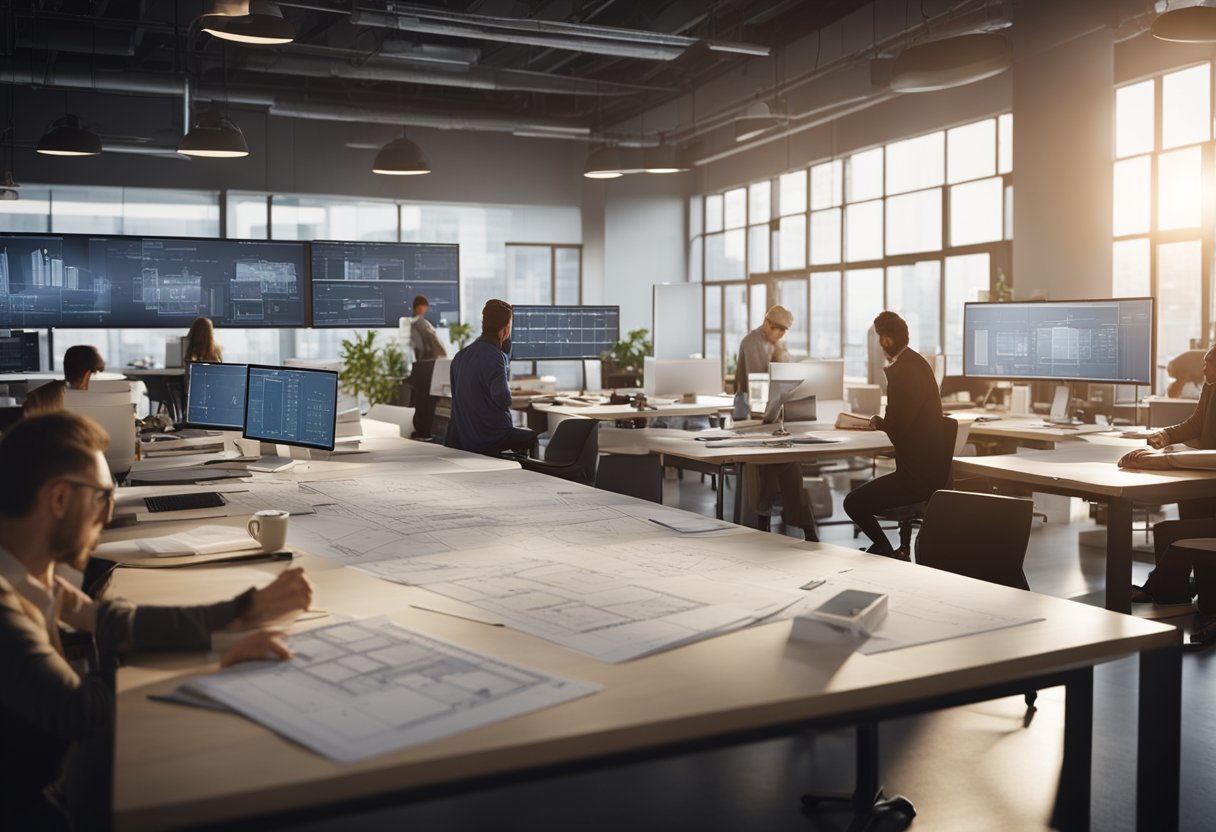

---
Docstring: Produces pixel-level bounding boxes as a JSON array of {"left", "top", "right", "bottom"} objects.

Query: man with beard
[{"left": 0, "top": 412, "right": 314, "bottom": 830}]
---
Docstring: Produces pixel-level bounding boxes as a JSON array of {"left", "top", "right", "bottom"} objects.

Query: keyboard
[{"left": 144, "top": 492, "right": 227, "bottom": 513}]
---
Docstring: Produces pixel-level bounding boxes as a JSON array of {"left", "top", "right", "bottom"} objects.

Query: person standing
[
  {"left": 733, "top": 304, "right": 818, "bottom": 540},
  {"left": 843, "top": 311, "right": 944, "bottom": 557},
  {"left": 446, "top": 299, "right": 536, "bottom": 456},
  {"left": 409, "top": 295, "right": 447, "bottom": 362}
]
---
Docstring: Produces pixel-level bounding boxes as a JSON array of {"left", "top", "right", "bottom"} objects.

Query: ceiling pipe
[{"left": 225, "top": 50, "right": 675, "bottom": 96}]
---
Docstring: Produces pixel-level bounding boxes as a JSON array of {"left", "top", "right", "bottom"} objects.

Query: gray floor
[{"left": 267, "top": 470, "right": 1212, "bottom": 832}]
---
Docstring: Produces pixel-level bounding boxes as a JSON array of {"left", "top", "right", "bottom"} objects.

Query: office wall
[{"left": 582, "top": 174, "right": 688, "bottom": 335}]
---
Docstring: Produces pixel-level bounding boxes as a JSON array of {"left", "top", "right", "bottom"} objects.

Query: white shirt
[{"left": 0, "top": 544, "right": 56, "bottom": 642}]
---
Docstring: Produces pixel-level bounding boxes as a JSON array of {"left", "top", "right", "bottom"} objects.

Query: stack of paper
[{"left": 94, "top": 525, "right": 259, "bottom": 564}]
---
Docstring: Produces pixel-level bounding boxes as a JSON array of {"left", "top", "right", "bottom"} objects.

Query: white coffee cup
[{"left": 247, "top": 510, "right": 289, "bottom": 553}]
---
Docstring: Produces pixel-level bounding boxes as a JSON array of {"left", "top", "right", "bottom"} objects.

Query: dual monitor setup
[
  {"left": 0, "top": 232, "right": 460, "bottom": 330},
  {"left": 185, "top": 362, "right": 339, "bottom": 452}
]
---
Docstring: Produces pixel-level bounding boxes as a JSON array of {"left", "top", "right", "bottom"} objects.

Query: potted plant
[
  {"left": 449, "top": 322, "right": 476, "bottom": 351},
  {"left": 339, "top": 331, "right": 407, "bottom": 411},
  {"left": 602, "top": 328, "right": 652, "bottom": 388}
]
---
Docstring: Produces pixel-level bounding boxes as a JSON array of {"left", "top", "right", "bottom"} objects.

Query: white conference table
[
  {"left": 954, "top": 442, "right": 1216, "bottom": 614},
  {"left": 532, "top": 395, "right": 735, "bottom": 422},
  {"left": 105, "top": 439, "right": 1181, "bottom": 832}
]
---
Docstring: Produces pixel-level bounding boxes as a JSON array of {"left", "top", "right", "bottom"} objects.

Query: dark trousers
[
  {"left": 744, "top": 462, "right": 818, "bottom": 541},
  {"left": 486, "top": 427, "right": 537, "bottom": 456},
  {"left": 844, "top": 471, "right": 930, "bottom": 554},
  {"left": 1144, "top": 518, "right": 1216, "bottom": 611}
]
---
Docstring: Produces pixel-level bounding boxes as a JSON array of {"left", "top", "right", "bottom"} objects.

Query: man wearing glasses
[
  {"left": 0, "top": 412, "right": 313, "bottom": 829},
  {"left": 731, "top": 305, "right": 818, "bottom": 541}
]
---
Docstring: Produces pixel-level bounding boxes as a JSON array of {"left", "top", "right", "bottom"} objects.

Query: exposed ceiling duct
[
  {"left": 343, "top": 5, "right": 770, "bottom": 61},
  {"left": 226, "top": 49, "right": 675, "bottom": 96}
]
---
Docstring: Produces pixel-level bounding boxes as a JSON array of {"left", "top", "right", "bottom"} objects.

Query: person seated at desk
[
  {"left": 1144, "top": 343, "right": 1216, "bottom": 519},
  {"left": 0, "top": 412, "right": 313, "bottom": 829},
  {"left": 1165, "top": 348, "right": 1206, "bottom": 399},
  {"left": 21, "top": 346, "right": 106, "bottom": 418},
  {"left": 446, "top": 299, "right": 536, "bottom": 456},
  {"left": 732, "top": 305, "right": 818, "bottom": 540},
  {"left": 1120, "top": 446, "right": 1216, "bottom": 642},
  {"left": 409, "top": 295, "right": 447, "bottom": 362},
  {"left": 184, "top": 316, "right": 223, "bottom": 364},
  {"left": 843, "top": 311, "right": 943, "bottom": 558}
]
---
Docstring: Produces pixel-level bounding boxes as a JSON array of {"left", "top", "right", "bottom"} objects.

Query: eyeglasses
[{"left": 60, "top": 478, "right": 117, "bottom": 508}]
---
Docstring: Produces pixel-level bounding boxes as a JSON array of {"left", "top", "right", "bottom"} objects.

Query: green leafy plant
[
  {"left": 449, "top": 322, "right": 476, "bottom": 351},
  {"left": 604, "top": 328, "right": 653, "bottom": 373},
  {"left": 339, "top": 331, "right": 407, "bottom": 408}
]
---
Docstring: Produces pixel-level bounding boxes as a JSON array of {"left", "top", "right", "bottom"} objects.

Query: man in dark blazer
[{"left": 843, "top": 311, "right": 945, "bottom": 557}]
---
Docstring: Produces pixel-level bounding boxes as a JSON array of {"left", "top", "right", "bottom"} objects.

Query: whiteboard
[{"left": 652, "top": 283, "right": 703, "bottom": 360}]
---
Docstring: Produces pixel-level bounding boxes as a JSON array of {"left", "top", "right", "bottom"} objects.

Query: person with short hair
[
  {"left": 446, "top": 299, "right": 536, "bottom": 455},
  {"left": 184, "top": 316, "right": 223, "bottom": 364},
  {"left": 409, "top": 294, "right": 447, "bottom": 362},
  {"left": 843, "top": 311, "right": 944, "bottom": 557},
  {"left": 62, "top": 345, "right": 105, "bottom": 391},
  {"left": 0, "top": 412, "right": 313, "bottom": 828},
  {"left": 732, "top": 304, "right": 818, "bottom": 540},
  {"left": 735, "top": 305, "right": 793, "bottom": 395}
]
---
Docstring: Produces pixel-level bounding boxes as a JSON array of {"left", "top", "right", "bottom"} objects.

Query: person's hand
[
  {"left": 220, "top": 630, "right": 291, "bottom": 668},
  {"left": 1147, "top": 431, "right": 1170, "bottom": 449},
  {"left": 241, "top": 567, "right": 313, "bottom": 626},
  {"left": 1119, "top": 448, "right": 1171, "bottom": 470}
]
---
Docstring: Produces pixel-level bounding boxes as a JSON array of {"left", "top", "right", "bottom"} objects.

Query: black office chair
[
  {"left": 877, "top": 416, "right": 959, "bottom": 552},
  {"left": 596, "top": 452, "right": 663, "bottom": 503},
  {"left": 409, "top": 359, "right": 438, "bottom": 440},
  {"left": 915, "top": 488, "right": 1039, "bottom": 715},
  {"left": 520, "top": 418, "right": 599, "bottom": 486}
]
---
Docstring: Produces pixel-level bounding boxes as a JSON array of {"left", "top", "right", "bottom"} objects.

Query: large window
[
  {"left": 1114, "top": 64, "right": 1215, "bottom": 389},
  {"left": 692, "top": 114, "right": 1010, "bottom": 379},
  {"left": 0, "top": 186, "right": 581, "bottom": 371}
]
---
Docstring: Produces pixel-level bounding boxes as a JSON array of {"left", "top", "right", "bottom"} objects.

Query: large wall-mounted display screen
[
  {"left": 0, "top": 233, "right": 308, "bottom": 328},
  {"left": 310, "top": 241, "right": 459, "bottom": 328}
]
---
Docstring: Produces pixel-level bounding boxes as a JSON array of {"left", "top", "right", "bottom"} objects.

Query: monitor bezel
[
  {"left": 961, "top": 296, "right": 1156, "bottom": 386},
  {"left": 509, "top": 304, "right": 621, "bottom": 361},
  {"left": 241, "top": 363, "right": 340, "bottom": 452},
  {"left": 183, "top": 361, "right": 249, "bottom": 431},
  {"left": 308, "top": 240, "right": 461, "bottom": 330},
  {"left": 0, "top": 231, "right": 310, "bottom": 329}
]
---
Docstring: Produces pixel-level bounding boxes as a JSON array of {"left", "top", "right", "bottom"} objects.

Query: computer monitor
[
  {"left": 0, "top": 330, "right": 40, "bottom": 372},
  {"left": 770, "top": 360, "right": 845, "bottom": 400},
  {"left": 510, "top": 305, "right": 620, "bottom": 361},
  {"left": 310, "top": 241, "right": 460, "bottom": 328},
  {"left": 962, "top": 298, "right": 1155, "bottom": 385},
  {"left": 643, "top": 357, "right": 723, "bottom": 397},
  {"left": 0, "top": 233, "right": 308, "bottom": 328},
  {"left": 185, "top": 362, "right": 248, "bottom": 430},
  {"left": 243, "top": 365, "right": 339, "bottom": 451}
]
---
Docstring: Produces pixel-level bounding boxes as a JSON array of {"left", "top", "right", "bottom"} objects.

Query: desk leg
[
  {"left": 1137, "top": 642, "right": 1182, "bottom": 832},
  {"left": 1051, "top": 668, "right": 1093, "bottom": 831},
  {"left": 1105, "top": 499, "right": 1133, "bottom": 614},
  {"left": 733, "top": 462, "right": 745, "bottom": 526},
  {"left": 715, "top": 463, "right": 725, "bottom": 521}
]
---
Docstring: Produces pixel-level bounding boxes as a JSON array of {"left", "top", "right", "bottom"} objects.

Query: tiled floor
[{"left": 275, "top": 471, "right": 1211, "bottom": 832}]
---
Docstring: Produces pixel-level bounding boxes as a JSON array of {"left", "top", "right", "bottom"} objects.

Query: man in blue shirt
[{"left": 446, "top": 299, "right": 537, "bottom": 455}]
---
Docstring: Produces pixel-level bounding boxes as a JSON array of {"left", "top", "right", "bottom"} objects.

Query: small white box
[{"left": 789, "top": 590, "right": 888, "bottom": 647}]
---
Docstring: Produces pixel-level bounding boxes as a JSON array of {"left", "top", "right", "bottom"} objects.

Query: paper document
[
  {"left": 94, "top": 525, "right": 259, "bottom": 561},
  {"left": 834, "top": 412, "right": 874, "bottom": 430},
  {"left": 645, "top": 512, "right": 737, "bottom": 535},
  {"left": 178, "top": 617, "right": 601, "bottom": 763}
]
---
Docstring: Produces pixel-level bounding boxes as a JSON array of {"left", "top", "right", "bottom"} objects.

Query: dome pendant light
[
  {"left": 37, "top": 115, "right": 102, "bottom": 156},
  {"left": 1151, "top": 2, "right": 1216, "bottom": 42},
  {"left": 643, "top": 141, "right": 688, "bottom": 174},
  {"left": 372, "top": 134, "right": 431, "bottom": 175},
  {"left": 202, "top": 0, "right": 295, "bottom": 45},
  {"left": 889, "top": 33, "right": 1012, "bottom": 93},
  {"left": 583, "top": 145, "right": 624, "bottom": 179},
  {"left": 178, "top": 105, "right": 249, "bottom": 158}
]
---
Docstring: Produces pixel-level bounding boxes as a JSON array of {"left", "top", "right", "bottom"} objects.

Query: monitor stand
[
  {"left": 1045, "top": 384, "right": 1080, "bottom": 426},
  {"left": 242, "top": 441, "right": 298, "bottom": 472}
]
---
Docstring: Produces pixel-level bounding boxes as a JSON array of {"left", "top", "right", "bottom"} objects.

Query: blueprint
[{"left": 180, "top": 617, "right": 601, "bottom": 763}]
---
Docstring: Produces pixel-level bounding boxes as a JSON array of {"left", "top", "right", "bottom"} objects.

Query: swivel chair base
[{"left": 799, "top": 723, "right": 916, "bottom": 832}]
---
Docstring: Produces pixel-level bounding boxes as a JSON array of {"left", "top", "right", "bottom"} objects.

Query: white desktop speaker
[{"left": 1010, "top": 385, "right": 1031, "bottom": 415}]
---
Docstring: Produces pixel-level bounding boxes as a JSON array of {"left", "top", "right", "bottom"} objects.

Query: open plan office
[{"left": 4, "top": 1, "right": 1216, "bottom": 830}]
